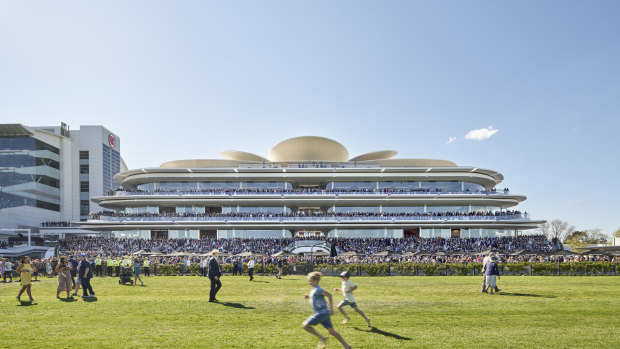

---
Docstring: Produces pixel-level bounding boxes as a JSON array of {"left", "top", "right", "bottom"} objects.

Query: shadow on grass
[
  {"left": 498, "top": 292, "right": 557, "bottom": 298},
  {"left": 59, "top": 297, "right": 78, "bottom": 302},
  {"left": 353, "top": 327, "right": 411, "bottom": 341},
  {"left": 219, "top": 302, "right": 255, "bottom": 310},
  {"left": 252, "top": 280, "right": 270, "bottom": 283},
  {"left": 16, "top": 301, "right": 38, "bottom": 306},
  {"left": 82, "top": 296, "right": 98, "bottom": 302}
]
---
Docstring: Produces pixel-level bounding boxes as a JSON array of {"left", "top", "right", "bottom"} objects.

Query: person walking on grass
[
  {"left": 484, "top": 256, "right": 501, "bottom": 294},
  {"left": 208, "top": 249, "right": 222, "bottom": 302},
  {"left": 4, "top": 258, "right": 13, "bottom": 283},
  {"left": 78, "top": 254, "right": 95, "bottom": 298},
  {"left": 133, "top": 258, "right": 144, "bottom": 286},
  {"left": 248, "top": 257, "right": 255, "bottom": 281},
  {"left": 16, "top": 256, "right": 36, "bottom": 302},
  {"left": 302, "top": 271, "right": 351, "bottom": 349},
  {"left": 55, "top": 256, "right": 73, "bottom": 299},
  {"left": 334, "top": 271, "right": 371, "bottom": 327}
]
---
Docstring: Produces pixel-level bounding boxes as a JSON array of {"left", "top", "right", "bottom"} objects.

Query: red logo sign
[{"left": 108, "top": 133, "right": 116, "bottom": 148}]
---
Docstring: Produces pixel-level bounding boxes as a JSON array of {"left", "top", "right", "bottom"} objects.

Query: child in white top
[{"left": 334, "top": 271, "right": 371, "bottom": 327}]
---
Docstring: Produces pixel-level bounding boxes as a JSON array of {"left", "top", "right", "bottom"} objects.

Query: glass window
[
  {"left": 80, "top": 181, "right": 89, "bottom": 192},
  {"left": 79, "top": 151, "right": 89, "bottom": 160},
  {"left": 80, "top": 164, "right": 89, "bottom": 174}
]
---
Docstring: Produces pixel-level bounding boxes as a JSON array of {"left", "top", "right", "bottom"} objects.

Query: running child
[
  {"left": 334, "top": 271, "right": 371, "bottom": 327},
  {"left": 302, "top": 271, "right": 351, "bottom": 349}
]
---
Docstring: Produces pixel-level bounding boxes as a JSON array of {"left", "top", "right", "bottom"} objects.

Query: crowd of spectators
[
  {"left": 0, "top": 240, "right": 21, "bottom": 249},
  {"left": 40, "top": 221, "right": 80, "bottom": 228},
  {"left": 90, "top": 210, "right": 523, "bottom": 220},
  {"left": 59, "top": 235, "right": 552, "bottom": 259},
  {"left": 107, "top": 187, "right": 510, "bottom": 196}
]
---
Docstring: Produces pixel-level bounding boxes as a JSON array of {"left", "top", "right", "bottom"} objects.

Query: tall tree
[
  {"left": 538, "top": 219, "right": 575, "bottom": 242},
  {"left": 614, "top": 228, "right": 620, "bottom": 239}
]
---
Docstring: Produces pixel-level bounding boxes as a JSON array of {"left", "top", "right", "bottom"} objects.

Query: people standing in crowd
[
  {"left": 45, "top": 258, "right": 53, "bottom": 278},
  {"left": 484, "top": 256, "right": 501, "bottom": 294},
  {"left": 276, "top": 258, "right": 283, "bottom": 279},
  {"left": 248, "top": 257, "right": 255, "bottom": 282},
  {"left": 16, "top": 256, "right": 36, "bottom": 302},
  {"left": 232, "top": 258, "right": 239, "bottom": 276},
  {"left": 185, "top": 258, "right": 191, "bottom": 276},
  {"left": 143, "top": 257, "right": 150, "bottom": 277},
  {"left": 0, "top": 259, "right": 5, "bottom": 282},
  {"left": 78, "top": 254, "right": 95, "bottom": 298},
  {"left": 208, "top": 250, "right": 222, "bottom": 302},
  {"left": 106, "top": 257, "right": 113, "bottom": 277},
  {"left": 1, "top": 258, "right": 11, "bottom": 283},
  {"left": 200, "top": 257, "right": 208, "bottom": 277},
  {"left": 334, "top": 271, "right": 371, "bottom": 327},
  {"left": 133, "top": 258, "right": 145, "bottom": 286},
  {"left": 69, "top": 255, "right": 78, "bottom": 290},
  {"left": 302, "top": 271, "right": 351, "bottom": 349},
  {"left": 55, "top": 256, "right": 73, "bottom": 299},
  {"left": 114, "top": 257, "right": 121, "bottom": 277},
  {"left": 95, "top": 256, "right": 103, "bottom": 277}
]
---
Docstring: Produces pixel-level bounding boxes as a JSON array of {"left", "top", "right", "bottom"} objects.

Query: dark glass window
[
  {"left": 80, "top": 164, "right": 89, "bottom": 174},
  {"left": 80, "top": 181, "right": 89, "bottom": 192},
  {"left": 80, "top": 200, "right": 90, "bottom": 216},
  {"left": 80, "top": 151, "right": 89, "bottom": 160}
]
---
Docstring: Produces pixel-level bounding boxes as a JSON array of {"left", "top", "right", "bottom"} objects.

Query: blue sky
[{"left": 1, "top": 1, "right": 618, "bottom": 236}]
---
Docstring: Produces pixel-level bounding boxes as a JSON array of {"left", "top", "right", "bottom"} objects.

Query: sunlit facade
[{"left": 82, "top": 136, "right": 543, "bottom": 239}]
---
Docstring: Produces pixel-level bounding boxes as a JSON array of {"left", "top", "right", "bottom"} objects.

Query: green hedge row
[
  {"left": 149, "top": 261, "right": 618, "bottom": 276},
  {"left": 312, "top": 262, "right": 619, "bottom": 276}
]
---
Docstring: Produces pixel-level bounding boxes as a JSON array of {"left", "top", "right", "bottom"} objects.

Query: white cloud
[
  {"left": 446, "top": 137, "right": 456, "bottom": 144},
  {"left": 465, "top": 126, "right": 498, "bottom": 141}
]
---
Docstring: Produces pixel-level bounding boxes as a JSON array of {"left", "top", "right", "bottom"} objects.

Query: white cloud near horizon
[
  {"left": 447, "top": 136, "right": 456, "bottom": 144},
  {"left": 465, "top": 126, "right": 498, "bottom": 141}
]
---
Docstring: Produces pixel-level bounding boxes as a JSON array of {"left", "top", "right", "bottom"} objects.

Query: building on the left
[{"left": 0, "top": 123, "right": 125, "bottom": 255}]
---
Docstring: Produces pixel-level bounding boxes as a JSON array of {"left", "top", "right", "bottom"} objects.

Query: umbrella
[
  {"left": 579, "top": 249, "right": 610, "bottom": 256},
  {"left": 339, "top": 250, "right": 362, "bottom": 256},
  {"left": 372, "top": 250, "right": 394, "bottom": 257},
  {"left": 412, "top": 251, "right": 432, "bottom": 256},
  {"left": 271, "top": 250, "right": 299, "bottom": 257},
  {"left": 304, "top": 251, "right": 329, "bottom": 257},
  {"left": 546, "top": 250, "right": 579, "bottom": 256},
  {"left": 234, "top": 251, "right": 266, "bottom": 257}
]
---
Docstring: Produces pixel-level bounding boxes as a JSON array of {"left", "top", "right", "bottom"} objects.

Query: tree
[
  {"left": 564, "top": 228, "right": 609, "bottom": 249},
  {"left": 614, "top": 228, "right": 620, "bottom": 239},
  {"left": 538, "top": 219, "right": 575, "bottom": 242}
]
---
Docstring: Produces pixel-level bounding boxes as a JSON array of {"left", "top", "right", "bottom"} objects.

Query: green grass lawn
[{"left": 1, "top": 274, "right": 619, "bottom": 348}]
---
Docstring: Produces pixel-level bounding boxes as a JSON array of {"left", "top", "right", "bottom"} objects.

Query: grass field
[{"left": 1, "top": 274, "right": 619, "bottom": 348}]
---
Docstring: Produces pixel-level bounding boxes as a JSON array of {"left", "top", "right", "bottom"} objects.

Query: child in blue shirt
[{"left": 303, "top": 272, "right": 351, "bottom": 349}]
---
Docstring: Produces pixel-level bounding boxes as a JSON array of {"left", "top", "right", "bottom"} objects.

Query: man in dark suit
[{"left": 208, "top": 249, "right": 222, "bottom": 302}]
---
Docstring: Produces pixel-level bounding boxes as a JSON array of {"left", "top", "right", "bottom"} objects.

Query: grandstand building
[
  {"left": 82, "top": 136, "right": 543, "bottom": 239},
  {"left": 0, "top": 123, "right": 125, "bottom": 230}
]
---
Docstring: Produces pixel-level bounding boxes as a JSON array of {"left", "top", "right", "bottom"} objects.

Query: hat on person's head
[
  {"left": 339, "top": 271, "right": 351, "bottom": 278},
  {"left": 491, "top": 256, "right": 498, "bottom": 261},
  {"left": 210, "top": 249, "right": 221, "bottom": 255}
]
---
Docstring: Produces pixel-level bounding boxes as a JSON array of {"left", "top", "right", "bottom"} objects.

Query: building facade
[
  {"left": 82, "top": 136, "right": 543, "bottom": 239},
  {"left": 0, "top": 123, "right": 124, "bottom": 232}
]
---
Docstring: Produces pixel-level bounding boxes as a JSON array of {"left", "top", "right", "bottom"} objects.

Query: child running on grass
[
  {"left": 334, "top": 271, "right": 371, "bottom": 327},
  {"left": 302, "top": 271, "right": 351, "bottom": 349}
]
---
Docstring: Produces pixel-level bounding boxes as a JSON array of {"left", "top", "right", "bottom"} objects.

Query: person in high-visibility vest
[
  {"left": 143, "top": 257, "right": 150, "bottom": 277},
  {"left": 95, "top": 256, "right": 102, "bottom": 277},
  {"left": 114, "top": 258, "right": 120, "bottom": 277},
  {"left": 106, "top": 257, "right": 113, "bottom": 277}
]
